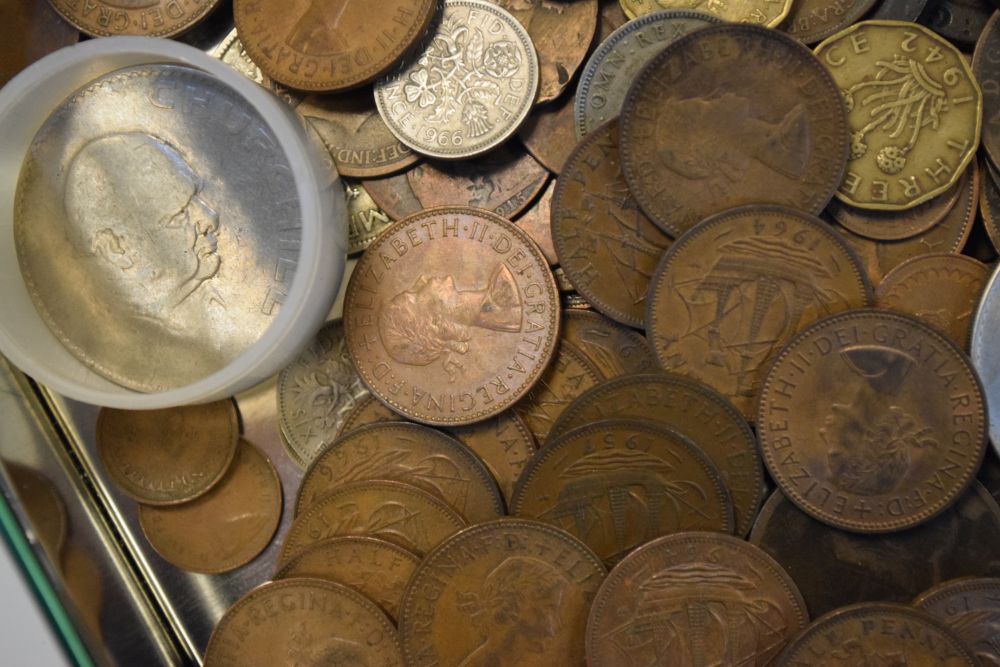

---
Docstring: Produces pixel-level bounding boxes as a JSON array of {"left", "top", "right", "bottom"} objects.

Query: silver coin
[
  {"left": 573, "top": 10, "right": 720, "bottom": 139},
  {"left": 374, "top": 0, "right": 539, "bottom": 160},
  {"left": 277, "top": 320, "right": 370, "bottom": 468},
  {"left": 971, "top": 264, "right": 1000, "bottom": 453},
  {"left": 15, "top": 64, "right": 302, "bottom": 392}
]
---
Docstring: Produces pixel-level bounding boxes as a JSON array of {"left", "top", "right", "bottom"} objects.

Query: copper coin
[
  {"left": 514, "top": 179, "right": 558, "bottom": 265},
  {"left": 234, "top": 0, "right": 437, "bottom": 92},
  {"left": 274, "top": 536, "right": 419, "bottom": 621},
  {"left": 598, "top": 0, "right": 629, "bottom": 38},
  {"left": 296, "top": 422, "right": 505, "bottom": 523},
  {"left": 277, "top": 320, "right": 369, "bottom": 469},
  {"left": 876, "top": 253, "right": 990, "bottom": 351},
  {"left": 360, "top": 169, "right": 423, "bottom": 221},
  {"left": 511, "top": 419, "right": 735, "bottom": 564},
  {"left": 750, "top": 484, "right": 1000, "bottom": 618},
  {"left": 980, "top": 157, "right": 1000, "bottom": 253},
  {"left": 47, "top": 0, "right": 220, "bottom": 37},
  {"left": 398, "top": 518, "right": 606, "bottom": 667},
  {"left": 975, "top": 13, "right": 1000, "bottom": 171},
  {"left": 827, "top": 172, "right": 965, "bottom": 241},
  {"left": 587, "top": 533, "right": 808, "bottom": 666},
  {"left": 298, "top": 89, "right": 418, "bottom": 178},
  {"left": 139, "top": 440, "right": 282, "bottom": 574},
  {"left": 757, "top": 309, "right": 987, "bottom": 533},
  {"left": 1, "top": 1, "right": 77, "bottom": 87},
  {"left": 204, "top": 579, "right": 403, "bottom": 666},
  {"left": 279, "top": 480, "right": 467, "bottom": 563},
  {"left": 345, "top": 180, "right": 395, "bottom": 255},
  {"left": 550, "top": 373, "right": 765, "bottom": 537},
  {"left": 915, "top": 577, "right": 1000, "bottom": 665},
  {"left": 336, "top": 394, "right": 404, "bottom": 438},
  {"left": 97, "top": 400, "right": 239, "bottom": 505},
  {"left": 512, "top": 339, "right": 604, "bottom": 446},
  {"left": 780, "top": 0, "right": 878, "bottom": 45},
  {"left": 647, "top": 206, "right": 872, "bottom": 420},
  {"left": 774, "top": 603, "right": 977, "bottom": 666},
  {"left": 561, "top": 309, "right": 656, "bottom": 378},
  {"left": 406, "top": 147, "right": 550, "bottom": 219},
  {"left": 447, "top": 410, "right": 537, "bottom": 504},
  {"left": 492, "top": 0, "right": 598, "bottom": 104},
  {"left": 518, "top": 92, "right": 577, "bottom": 174},
  {"left": 7, "top": 464, "right": 67, "bottom": 561},
  {"left": 552, "top": 118, "right": 672, "bottom": 328},
  {"left": 345, "top": 207, "right": 560, "bottom": 426}
]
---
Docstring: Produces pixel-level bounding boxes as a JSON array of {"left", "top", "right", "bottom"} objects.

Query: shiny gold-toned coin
[
  {"left": 399, "top": 519, "right": 606, "bottom": 667},
  {"left": 344, "top": 180, "right": 395, "bottom": 255},
  {"left": 204, "top": 579, "right": 403, "bottom": 666},
  {"left": 139, "top": 440, "right": 282, "bottom": 574},
  {"left": 914, "top": 578, "right": 1000, "bottom": 665},
  {"left": 296, "top": 422, "right": 505, "bottom": 523},
  {"left": 275, "top": 536, "right": 419, "bottom": 622},
  {"left": 561, "top": 309, "right": 656, "bottom": 378},
  {"left": 815, "top": 21, "right": 982, "bottom": 210},
  {"left": 654, "top": 0, "right": 791, "bottom": 26},
  {"left": 344, "top": 207, "right": 560, "bottom": 426},
  {"left": 97, "top": 400, "right": 239, "bottom": 505},
  {"left": 47, "top": 0, "right": 221, "bottom": 37}
]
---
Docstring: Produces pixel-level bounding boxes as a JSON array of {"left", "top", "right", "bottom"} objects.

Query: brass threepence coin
[
  {"left": 876, "top": 253, "right": 990, "bottom": 350},
  {"left": 587, "top": 533, "right": 809, "bottom": 666},
  {"left": 47, "top": 0, "right": 221, "bottom": 37},
  {"left": 647, "top": 206, "right": 872, "bottom": 419},
  {"left": 97, "top": 400, "right": 239, "bottom": 505},
  {"left": 491, "top": 0, "right": 598, "bottom": 104},
  {"left": 513, "top": 339, "right": 604, "bottom": 446},
  {"left": 619, "top": 0, "right": 659, "bottom": 19},
  {"left": 975, "top": 13, "right": 1000, "bottom": 171},
  {"left": 398, "top": 519, "right": 606, "bottom": 667},
  {"left": 757, "top": 309, "right": 987, "bottom": 533},
  {"left": 275, "top": 536, "right": 420, "bottom": 621},
  {"left": 204, "top": 579, "right": 403, "bottom": 666},
  {"left": 915, "top": 578, "right": 1000, "bottom": 665},
  {"left": 344, "top": 180, "right": 395, "bottom": 255},
  {"left": 139, "top": 440, "right": 282, "bottom": 574},
  {"left": 345, "top": 207, "right": 560, "bottom": 426},
  {"left": 335, "top": 394, "right": 403, "bottom": 437},
  {"left": 277, "top": 320, "right": 370, "bottom": 469},
  {"left": 1, "top": 1, "right": 77, "bottom": 87},
  {"left": 374, "top": 0, "right": 539, "bottom": 159},
  {"left": 511, "top": 420, "right": 734, "bottom": 564},
  {"left": 16, "top": 64, "right": 302, "bottom": 392},
  {"left": 234, "top": 0, "right": 437, "bottom": 92},
  {"left": 553, "top": 119, "right": 672, "bottom": 328},
  {"left": 297, "top": 89, "right": 419, "bottom": 178},
  {"left": 296, "top": 422, "right": 505, "bottom": 523},
  {"left": 550, "top": 373, "right": 765, "bottom": 537},
  {"left": 780, "top": 0, "right": 878, "bottom": 45},
  {"left": 561, "top": 309, "right": 656, "bottom": 378},
  {"left": 361, "top": 169, "right": 423, "bottom": 221},
  {"left": 621, "top": 25, "right": 848, "bottom": 237},
  {"left": 774, "top": 603, "right": 978, "bottom": 666},
  {"left": 654, "top": 0, "right": 792, "bottom": 26},
  {"left": 280, "top": 480, "right": 466, "bottom": 563},
  {"left": 750, "top": 484, "right": 1000, "bottom": 618},
  {"left": 447, "top": 411, "right": 536, "bottom": 504},
  {"left": 573, "top": 9, "right": 721, "bottom": 139},
  {"left": 514, "top": 180, "right": 558, "bottom": 265},
  {"left": 517, "top": 93, "right": 577, "bottom": 174},
  {"left": 815, "top": 21, "right": 982, "bottom": 210}
]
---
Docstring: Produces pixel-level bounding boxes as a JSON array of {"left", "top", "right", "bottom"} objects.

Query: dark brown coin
[
  {"left": 97, "top": 400, "right": 239, "bottom": 505},
  {"left": 511, "top": 419, "right": 734, "bottom": 564},
  {"left": 915, "top": 577, "right": 1000, "bottom": 665},
  {"left": 447, "top": 411, "right": 537, "bottom": 504},
  {"left": 780, "top": 0, "right": 879, "bottom": 44},
  {"left": 598, "top": 0, "right": 629, "bottom": 39},
  {"left": 647, "top": 206, "right": 872, "bottom": 420},
  {"left": 139, "top": 440, "right": 282, "bottom": 574},
  {"left": 361, "top": 169, "right": 423, "bottom": 221},
  {"left": 981, "top": 157, "right": 1000, "bottom": 252},
  {"left": 876, "top": 253, "right": 990, "bottom": 350},
  {"left": 204, "top": 579, "right": 403, "bottom": 666},
  {"left": 234, "top": 0, "right": 437, "bottom": 91},
  {"left": 48, "top": 0, "right": 219, "bottom": 37},
  {"left": 514, "top": 179, "right": 558, "bottom": 265},
  {"left": 550, "top": 373, "right": 764, "bottom": 537},
  {"left": 869, "top": 0, "right": 930, "bottom": 20},
  {"left": 493, "top": 0, "right": 598, "bottom": 104},
  {"left": 398, "top": 519, "right": 606, "bottom": 667},
  {"left": 7, "top": 464, "right": 67, "bottom": 561},
  {"left": 587, "top": 533, "right": 809, "bottom": 666},
  {"left": 976, "top": 14, "right": 1000, "bottom": 172},
  {"left": 336, "top": 394, "right": 404, "bottom": 437},
  {"left": 297, "top": 88, "right": 418, "bottom": 178},
  {"left": 296, "top": 422, "right": 505, "bottom": 523},
  {"left": 562, "top": 309, "right": 657, "bottom": 378},
  {"left": 280, "top": 480, "right": 467, "bottom": 563},
  {"left": 923, "top": 0, "right": 994, "bottom": 49},
  {"left": 513, "top": 339, "right": 604, "bottom": 446},
  {"left": 274, "top": 536, "right": 419, "bottom": 621},
  {"left": 757, "top": 309, "right": 987, "bottom": 533},
  {"left": 345, "top": 207, "right": 560, "bottom": 426},
  {"left": 750, "top": 484, "right": 1000, "bottom": 618},
  {"left": 552, "top": 118, "right": 672, "bottom": 328},
  {"left": 406, "top": 147, "right": 550, "bottom": 219},
  {"left": 1, "top": 1, "right": 77, "bottom": 87},
  {"left": 620, "top": 24, "right": 848, "bottom": 237},
  {"left": 518, "top": 92, "right": 578, "bottom": 174}
]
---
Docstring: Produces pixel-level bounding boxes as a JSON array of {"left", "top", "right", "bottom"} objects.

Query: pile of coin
[{"left": 18, "top": 0, "right": 1000, "bottom": 663}]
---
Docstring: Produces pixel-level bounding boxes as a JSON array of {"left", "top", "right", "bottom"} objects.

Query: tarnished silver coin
[
  {"left": 573, "top": 10, "right": 721, "bottom": 139},
  {"left": 277, "top": 320, "right": 370, "bottom": 469},
  {"left": 374, "top": 0, "right": 539, "bottom": 159},
  {"left": 15, "top": 64, "right": 303, "bottom": 392}
]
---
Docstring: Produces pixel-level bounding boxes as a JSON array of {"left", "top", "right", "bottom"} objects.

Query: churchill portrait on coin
[{"left": 64, "top": 132, "right": 222, "bottom": 327}]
